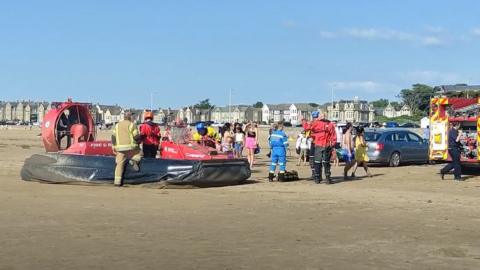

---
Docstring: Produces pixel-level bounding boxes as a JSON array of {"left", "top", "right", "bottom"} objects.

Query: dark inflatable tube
[{"left": 21, "top": 153, "right": 251, "bottom": 187}]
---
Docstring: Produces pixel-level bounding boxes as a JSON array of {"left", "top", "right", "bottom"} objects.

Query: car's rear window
[{"left": 365, "top": 132, "right": 382, "bottom": 142}]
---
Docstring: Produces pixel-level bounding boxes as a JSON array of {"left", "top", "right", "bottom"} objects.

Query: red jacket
[
  {"left": 301, "top": 120, "right": 309, "bottom": 131},
  {"left": 303, "top": 120, "right": 314, "bottom": 141},
  {"left": 309, "top": 119, "right": 336, "bottom": 147},
  {"left": 139, "top": 121, "right": 161, "bottom": 146}
]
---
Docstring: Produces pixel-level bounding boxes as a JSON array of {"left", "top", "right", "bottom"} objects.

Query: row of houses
[
  {"left": 0, "top": 101, "right": 52, "bottom": 123},
  {"left": 326, "top": 99, "right": 376, "bottom": 123},
  {"left": 170, "top": 100, "right": 378, "bottom": 125},
  {"left": 174, "top": 106, "right": 261, "bottom": 124},
  {"left": 0, "top": 99, "right": 412, "bottom": 125},
  {"left": 0, "top": 101, "right": 161, "bottom": 126},
  {"left": 380, "top": 103, "right": 412, "bottom": 118}
]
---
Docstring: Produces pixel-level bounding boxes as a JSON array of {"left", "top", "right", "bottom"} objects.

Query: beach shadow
[
  {"left": 459, "top": 166, "right": 480, "bottom": 176},
  {"left": 241, "top": 179, "right": 261, "bottom": 185},
  {"left": 331, "top": 173, "right": 385, "bottom": 184},
  {"left": 439, "top": 172, "right": 477, "bottom": 181}
]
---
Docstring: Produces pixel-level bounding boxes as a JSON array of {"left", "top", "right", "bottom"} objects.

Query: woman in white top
[
  {"left": 296, "top": 131, "right": 310, "bottom": 166},
  {"left": 233, "top": 125, "right": 245, "bottom": 158}
]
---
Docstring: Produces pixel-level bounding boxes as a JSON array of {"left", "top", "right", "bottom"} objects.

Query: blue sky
[{"left": 1, "top": 0, "right": 480, "bottom": 108}]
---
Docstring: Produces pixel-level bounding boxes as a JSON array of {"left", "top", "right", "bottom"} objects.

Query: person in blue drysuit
[{"left": 268, "top": 122, "right": 289, "bottom": 182}]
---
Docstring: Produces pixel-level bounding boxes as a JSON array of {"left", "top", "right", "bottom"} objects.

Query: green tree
[
  {"left": 399, "top": 84, "right": 435, "bottom": 116},
  {"left": 194, "top": 99, "right": 215, "bottom": 110},
  {"left": 308, "top": 103, "right": 319, "bottom": 108},
  {"left": 390, "top": 101, "right": 401, "bottom": 109},
  {"left": 370, "top": 99, "right": 389, "bottom": 108},
  {"left": 253, "top": 101, "right": 264, "bottom": 108}
]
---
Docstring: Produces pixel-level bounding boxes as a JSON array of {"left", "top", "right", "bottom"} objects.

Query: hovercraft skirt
[{"left": 21, "top": 153, "right": 251, "bottom": 187}]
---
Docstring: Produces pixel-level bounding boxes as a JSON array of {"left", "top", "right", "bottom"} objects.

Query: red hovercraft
[{"left": 21, "top": 100, "right": 251, "bottom": 186}]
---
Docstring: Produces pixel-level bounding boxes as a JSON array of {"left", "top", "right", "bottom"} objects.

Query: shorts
[
  {"left": 234, "top": 142, "right": 243, "bottom": 152},
  {"left": 341, "top": 149, "right": 354, "bottom": 163}
]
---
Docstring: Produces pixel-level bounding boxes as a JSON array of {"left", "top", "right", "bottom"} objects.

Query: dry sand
[{"left": 1, "top": 128, "right": 480, "bottom": 270}]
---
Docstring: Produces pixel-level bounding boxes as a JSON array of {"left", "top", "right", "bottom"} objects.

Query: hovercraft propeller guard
[
  {"left": 41, "top": 100, "right": 113, "bottom": 155},
  {"left": 21, "top": 100, "right": 251, "bottom": 187}
]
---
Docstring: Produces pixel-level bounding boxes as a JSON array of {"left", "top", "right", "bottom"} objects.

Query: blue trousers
[
  {"left": 270, "top": 147, "right": 287, "bottom": 173},
  {"left": 441, "top": 148, "right": 462, "bottom": 178}
]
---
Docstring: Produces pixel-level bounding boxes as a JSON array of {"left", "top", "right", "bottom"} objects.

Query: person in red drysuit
[{"left": 139, "top": 111, "right": 161, "bottom": 158}]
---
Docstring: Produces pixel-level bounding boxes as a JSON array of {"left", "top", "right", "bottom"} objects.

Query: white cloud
[
  {"left": 424, "top": 26, "right": 446, "bottom": 33},
  {"left": 471, "top": 28, "right": 480, "bottom": 36},
  {"left": 327, "top": 81, "right": 398, "bottom": 94},
  {"left": 345, "top": 28, "right": 414, "bottom": 41},
  {"left": 281, "top": 20, "right": 297, "bottom": 29},
  {"left": 421, "top": 36, "right": 444, "bottom": 46},
  {"left": 319, "top": 30, "right": 336, "bottom": 39},
  {"left": 322, "top": 80, "right": 402, "bottom": 101},
  {"left": 318, "top": 27, "right": 447, "bottom": 47},
  {"left": 400, "top": 70, "right": 464, "bottom": 85}
]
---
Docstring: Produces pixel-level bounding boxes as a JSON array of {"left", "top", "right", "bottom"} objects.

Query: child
[
  {"left": 268, "top": 122, "right": 289, "bottom": 182},
  {"left": 234, "top": 125, "right": 245, "bottom": 158},
  {"left": 295, "top": 131, "right": 310, "bottom": 166},
  {"left": 222, "top": 136, "right": 234, "bottom": 152}
]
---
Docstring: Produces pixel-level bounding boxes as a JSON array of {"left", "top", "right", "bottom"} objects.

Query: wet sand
[{"left": 1, "top": 128, "right": 480, "bottom": 269}]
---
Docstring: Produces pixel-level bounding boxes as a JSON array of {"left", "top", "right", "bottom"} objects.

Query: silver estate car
[{"left": 364, "top": 128, "right": 429, "bottom": 167}]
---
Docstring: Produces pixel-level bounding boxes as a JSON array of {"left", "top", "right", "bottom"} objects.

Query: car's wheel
[{"left": 389, "top": 152, "right": 401, "bottom": 167}]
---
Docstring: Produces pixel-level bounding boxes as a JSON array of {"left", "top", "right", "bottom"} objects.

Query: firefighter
[
  {"left": 440, "top": 122, "right": 463, "bottom": 181},
  {"left": 309, "top": 112, "right": 336, "bottom": 184},
  {"left": 268, "top": 122, "right": 289, "bottom": 182},
  {"left": 112, "top": 112, "right": 142, "bottom": 187},
  {"left": 139, "top": 111, "right": 161, "bottom": 158}
]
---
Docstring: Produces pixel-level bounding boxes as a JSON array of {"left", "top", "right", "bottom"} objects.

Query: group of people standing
[
  {"left": 217, "top": 122, "right": 259, "bottom": 169},
  {"left": 270, "top": 111, "right": 373, "bottom": 184},
  {"left": 111, "top": 109, "right": 375, "bottom": 187},
  {"left": 192, "top": 121, "right": 259, "bottom": 169}
]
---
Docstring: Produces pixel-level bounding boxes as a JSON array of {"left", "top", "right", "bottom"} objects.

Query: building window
[{"left": 346, "top": 111, "right": 354, "bottom": 119}]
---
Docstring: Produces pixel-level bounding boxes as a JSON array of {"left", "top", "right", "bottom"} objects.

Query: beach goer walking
[
  {"left": 342, "top": 123, "right": 355, "bottom": 179},
  {"left": 332, "top": 122, "right": 342, "bottom": 167},
  {"left": 350, "top": 127, "right": 372, "bottom": 178},
  {"left": 245, "top": 122, "right": 258, "bottom": 169}
]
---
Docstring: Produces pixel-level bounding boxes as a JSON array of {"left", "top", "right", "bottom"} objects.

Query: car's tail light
[{"left": 376, "top": 143, "right": 384, "bottom": 151}]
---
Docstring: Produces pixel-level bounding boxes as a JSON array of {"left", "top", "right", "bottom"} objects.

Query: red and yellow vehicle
[{"left": 429, "top": 97, "right": 480, "bottom": 163}]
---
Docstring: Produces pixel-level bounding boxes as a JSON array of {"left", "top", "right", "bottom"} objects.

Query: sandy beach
[{"left": 1, "top": 128, "right": 480, "bottom": 270}]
